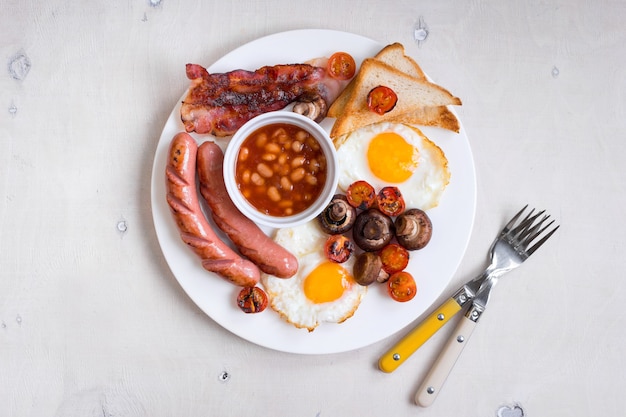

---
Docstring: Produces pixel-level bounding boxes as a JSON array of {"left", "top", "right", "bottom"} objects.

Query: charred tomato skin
[
  {"left": 367, "top": 85, "right": 398, "bottom": 115},
  {"left": 387, "top": 271, "right": 417, "bottom": 302},
  {"left": 346, "top": 180, "right": 377, "bottom": 210},
  {"left": 237, "top": 286, "right": 269, "bottom": 313},
  {"left": 324, "top": 234, "right": 355, "bottom": 263},
  {"left": 376, "top": 186, "right": 406, "bottom": 217}
]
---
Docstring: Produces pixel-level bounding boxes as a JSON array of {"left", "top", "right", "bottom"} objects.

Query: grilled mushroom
[
  {"left": 292, "top": 95, "right": 327, "bottom": 122},
  {"left": 353, "top": 252, "right": 390, "bottom": 285},
  {"left": 317, "top": 194, "right": 357, "bottom": 234},
  {"left": 352, "top": 208, "right": 394, "bottom": 251},
  {"left": 394, "top": 208, "right": 432, "bottom": 250}
]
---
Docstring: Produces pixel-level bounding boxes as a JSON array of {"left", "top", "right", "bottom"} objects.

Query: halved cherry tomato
[
  {"left": 327, "top": 52, "right": 356, "bottom": 80},
  {"left": 367, "top": 85, "right": 398, "bottom": 115},
  {"left": 379, "top": 243, "right": 410, "bottom": 274},
  {"left": 237, "top": 286, "right": 268, "bottom": 313},
  {"left": 376, "top": 186, "right": 406, "bottom": 217},
  {"left": 324, "top": 234, "right": 355, "bottom": 263},
  {"left": 387, "top": 271, "right": 417, "bottom": 302},
  {"left": 346, "top": 180, "right": 376, "bottom": 210}
]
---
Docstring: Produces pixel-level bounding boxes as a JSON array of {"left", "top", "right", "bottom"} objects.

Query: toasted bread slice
[
  {"left": 386, "top": 106, "right": 460, "bottom": 132},
  {"left": 329, "top": 43, "right": 460, "bottom": 137},
  {"left": 327, "top": 81, "right": 354, "bottom": 118},
  {"left": 330, "top": 58, "right": 461, "bottom": 139},
  {"left": 329, "top": 43, "right": 425, "bottom": 118},
  {"left": 369, "top": 43, "right": 459, "bottom": 133},
  {"left": 375, "top": 42, "right": 426, "bottom": 79}
]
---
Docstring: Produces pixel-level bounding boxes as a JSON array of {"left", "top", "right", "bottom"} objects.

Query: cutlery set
[{"left": 378, "top": 205, "right": 559, "bottom": 406}]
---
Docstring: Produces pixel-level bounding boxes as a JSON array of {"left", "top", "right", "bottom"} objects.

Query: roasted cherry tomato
[
  {"left": 346, "top": 180, "right": 376, "bottom": 210},
  {"left": 237, "top": 286, "right": 268, "bottom": 313},
  {"left": 327, "top": 52, "right": 356, "bottom": 80},
  {"left": 376, "top": 186, "right": 406, "bottom": 217},
  {"left": 324, "top": 234, "right": 355, "bottom": 263},
  {"left": 367, "top": 85, "right": 398, "bottom": 115},
  {"left": 379, "top": 243, "right": 410, "bottom": 274},
  {"left": 387, "top": 271, "right": 417, "bottom": 302}
]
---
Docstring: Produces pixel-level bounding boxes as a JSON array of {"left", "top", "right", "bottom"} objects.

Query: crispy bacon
[{"left": 180, "top": 62, "right": 346, "bottom": 137}]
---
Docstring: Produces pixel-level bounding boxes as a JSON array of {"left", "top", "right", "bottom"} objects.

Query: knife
[
  {"left": 414, "top": 275, "right": 499, "bottom": 406},
  {"left": 378, "top": 271, "right": 491, "bottom": 373}
]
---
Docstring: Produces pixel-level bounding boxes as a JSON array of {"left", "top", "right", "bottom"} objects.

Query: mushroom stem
[
  {"left": 317, "top": 195, "right": 357, "bottom": 234},
  {"left": 328, "top": 201, "right": 347, "bottom": 222},
  {"left": 292, "top": 101, "right": 317, "bottom": 118},
  {"left": 292, "top": 95, "right": 327, "bottom": 122},
  {"left": 395, "top": 215, "right": 417, "bottom": 239},
  {"left": 363, "top": 218, "right": 386, "bottom": 240},
  {"left": 353, "top": 208, "right": 394, "bottom": 252},
  {"left": 394, "top": 208, "right": 432, "bottom": 250}
]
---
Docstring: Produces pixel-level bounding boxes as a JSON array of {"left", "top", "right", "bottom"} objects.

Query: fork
[
  {"left": 413, "top": 205, "right": 559, "bottom": 406},
  {"left": 378, "top": 205, "right": 558, "bottom": 372}
]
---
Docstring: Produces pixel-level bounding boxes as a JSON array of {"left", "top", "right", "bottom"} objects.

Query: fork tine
[
  {"left": 500, "top": 205, "right": 559, "bottom": 257},
  {"left": 526, "top": 224, "right": 559, "bottom": 256},
  {"left": 524, "top": 217, "right": 554, "bottom": 245},
  {"left": 502, "top": 205, "right": 529, "bottom": 234},
  {"left": 510, "top": 209, "right": 544, "bottom": 240},
  {"left": 517, "top": 213, "right": 550, "bottom": 244}
]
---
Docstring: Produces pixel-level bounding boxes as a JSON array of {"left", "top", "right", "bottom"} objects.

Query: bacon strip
[{"left": 180, "top": 63, "right": 340, "bottom": 137}]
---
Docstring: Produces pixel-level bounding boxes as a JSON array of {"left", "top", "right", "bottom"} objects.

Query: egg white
[
  {"left": 261, "top": 221, "right": 367, "bottom": 331},
  {"left": 335, "top": 122, "right": 450, "bottom": 210}
]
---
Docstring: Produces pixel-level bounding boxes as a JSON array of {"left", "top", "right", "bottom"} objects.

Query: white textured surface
[{"left": 1, "top": 0, "right": 624, "bottom": 415}]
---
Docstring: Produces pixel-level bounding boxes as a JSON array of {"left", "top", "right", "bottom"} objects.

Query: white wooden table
[{"left": 2, "top": 1, "right": 623, "bottom": 415}]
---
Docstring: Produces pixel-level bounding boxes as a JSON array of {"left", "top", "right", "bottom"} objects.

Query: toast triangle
[
  {"left": 330, "top": 58, "right": 461, "bottom": 139},
  {"left": 329, "top": 43, "right": 426, "bottom": 118}
]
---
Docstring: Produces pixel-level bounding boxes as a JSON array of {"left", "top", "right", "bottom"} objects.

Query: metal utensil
[
  {"left": 414, "top": 205, "right": 559, "bottom": 406},
  {"left": 378, "top": 205, "right": 559, "bottom": 375}
]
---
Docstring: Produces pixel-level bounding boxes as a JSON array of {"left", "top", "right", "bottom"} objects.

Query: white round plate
[{"left": 150, "top": 29, "right": 476, "bottom": 354}]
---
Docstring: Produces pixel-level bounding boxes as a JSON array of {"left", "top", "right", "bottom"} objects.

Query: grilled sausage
[
  {"left": 196, "top": 141, "right": 298, "bottom": 278},
  {"left": 165, "top": 132, "right": 260, "bottom": 287}
]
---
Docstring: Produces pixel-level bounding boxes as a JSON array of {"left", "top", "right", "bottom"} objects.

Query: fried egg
[
  {"left": 261, "top": 221, "right": 367, "bottom": 331},
  {"left": 335, "top": 122, "right": 450, "bottom": 210}
]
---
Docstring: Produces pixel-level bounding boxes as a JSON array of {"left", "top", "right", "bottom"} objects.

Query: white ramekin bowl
[{"left": 223, "top": 111, "right": 338, "bottom": 229}]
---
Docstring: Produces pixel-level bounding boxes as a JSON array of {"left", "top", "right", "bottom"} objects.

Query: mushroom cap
[
  {"left": 317, "top": 194, "right": 357, "bottom": 235},
  {"left": 352, "top": 208, "right": 395, "bottom": 251},
  {"left": 353, "top": 252, "right": 388, "bottom": 286},
  {"left": 394, "top": 208, "right": 432, "bottom": 250}
]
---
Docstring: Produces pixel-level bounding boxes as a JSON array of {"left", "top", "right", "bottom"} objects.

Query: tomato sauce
[{"left": 235, "top": 123, "right": 327, "bottom": 217}]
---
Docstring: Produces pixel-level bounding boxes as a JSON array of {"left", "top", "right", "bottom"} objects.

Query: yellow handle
[{"left": 378, "top": 297, "right": 463, "bottom": 373}]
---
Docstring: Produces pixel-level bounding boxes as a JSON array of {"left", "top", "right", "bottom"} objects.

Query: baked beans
[{"left": 236, "top": 123, "right": 327, "bottom": 217}]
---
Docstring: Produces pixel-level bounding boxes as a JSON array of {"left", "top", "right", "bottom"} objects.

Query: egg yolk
[
  {"left": 367, "top": 132, "right": 419, "bottom": 183},
  {"left": 303, "top": 261, "right": 353, "bottom": 304}
]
